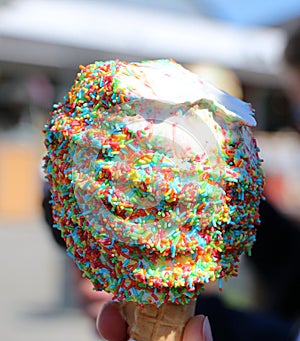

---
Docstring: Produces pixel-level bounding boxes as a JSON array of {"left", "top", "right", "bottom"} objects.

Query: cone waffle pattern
[{"left": 122, "top": 301, "right": 196, "bottom": 341}]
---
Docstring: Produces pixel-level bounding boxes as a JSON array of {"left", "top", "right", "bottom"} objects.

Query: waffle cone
[{"left": 121, "top": 300, "right": 196, "bottom": 341}]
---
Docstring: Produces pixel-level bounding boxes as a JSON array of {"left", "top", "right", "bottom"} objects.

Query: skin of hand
[
  {"left": 96, "top": 301, "right": 213, "bottom": 341},
  {"left": 77, "top": 276, "right": 113, "bottom": 320}
]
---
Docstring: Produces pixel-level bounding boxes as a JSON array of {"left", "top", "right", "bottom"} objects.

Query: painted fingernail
[
  {"left": 96, "top": 309, "right": 107, "bottom": 340},
  {"left": 96, "top": 325, "right": 107, "bottom": 341},
  {"left": 97, "top": 332, "right": 107, "bottom": 341},
  {"left": 203, "top": 317, "right": 213, "bottom": 341}
]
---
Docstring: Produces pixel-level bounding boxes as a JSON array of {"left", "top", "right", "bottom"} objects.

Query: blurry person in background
[
  {"left": 248, "top": 25, "right": 300, "bottom": 322},
  {"left": 238, "top": 25, "right": 300, "bottom": 340}
]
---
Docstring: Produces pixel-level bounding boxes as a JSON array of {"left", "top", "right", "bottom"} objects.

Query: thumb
[
  {"left": 96, "top": 301, "right": 128, "bottom": 341},
  {"left": 183, "top": 315, "right": 213, "bottom": 341}
]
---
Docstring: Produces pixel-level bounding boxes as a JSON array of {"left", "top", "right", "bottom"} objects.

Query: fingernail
[
  {"left": 97, "top": 330, "right": 107, "bottom": 341},
  {"left": 96, "top": 311, "right": 107, "bottom": 341},
  {"left": 202, "top": 317, "right": 213, "bottom": 341},
  {"left": 96, "top": 325, "right": 107, "bottom": 341}
]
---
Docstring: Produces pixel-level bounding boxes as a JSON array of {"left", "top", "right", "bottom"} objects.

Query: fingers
[
  {"left": 97, "top": 301, "right": 213, "bottom": 341},
  {"left": 96, "top": 301, "right": 128, "bottom": 341},
  {"left": 183, "top": 315, "right": 213, "bottom": 341}
]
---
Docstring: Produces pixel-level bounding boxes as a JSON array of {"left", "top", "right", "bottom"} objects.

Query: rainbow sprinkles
[{"left": 44, "top": 59, "right": 264, "bottom": 306}]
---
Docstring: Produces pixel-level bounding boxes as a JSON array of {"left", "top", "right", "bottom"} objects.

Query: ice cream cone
[
  {"left": 44, "top": 60, "right": 264, "bottom": 340},
  {"left": 121, "top": 300, "right": 196, "bottom": 341}
]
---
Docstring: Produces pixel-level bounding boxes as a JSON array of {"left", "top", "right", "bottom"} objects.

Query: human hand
[
  {"left": 77, "top": 276, "right": 113, "bottom": 320},
  {"left": 96, "top": 301, "right": 213, "bottom": 341}
]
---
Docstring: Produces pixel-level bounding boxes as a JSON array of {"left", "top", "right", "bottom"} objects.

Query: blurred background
[{"left": 1, "top": 0, "right": 300, "bottom": 340}]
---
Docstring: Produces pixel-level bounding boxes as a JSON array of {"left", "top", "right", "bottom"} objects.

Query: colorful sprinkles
[{"left": 43, "top": 59, "right": 264, "bottom": 306}]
